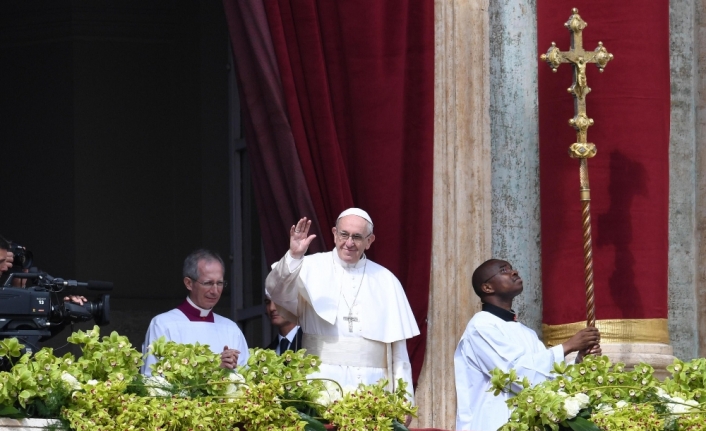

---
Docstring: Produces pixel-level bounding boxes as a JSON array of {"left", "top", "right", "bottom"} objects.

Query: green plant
[
  {"left": 0, "top": 326, "right": 417, "bottom": 431},
  {"left": 490, "top": 355, "right": 706, "bottom": 431}
]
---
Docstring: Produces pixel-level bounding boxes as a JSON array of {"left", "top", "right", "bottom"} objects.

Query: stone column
[
  {"left": 414, "top": 0, "right": 490, "bottom": 429},
  {"left": 489, "top": 0, "right": 543, "bottom": 332},
  {"left": 669, "top": 0, "right": 700, "bottom": 360},
  {"left": 696, "top": 0, "right": 706, "bottom": 358}
]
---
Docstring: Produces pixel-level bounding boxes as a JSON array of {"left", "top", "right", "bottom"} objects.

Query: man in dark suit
[{"left": 265, "top": 295, "right": 303, "bottom": 354}]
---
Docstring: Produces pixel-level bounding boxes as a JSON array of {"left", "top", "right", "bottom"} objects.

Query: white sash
[{"left": 302, "top": 333, "right": 387, "bottom": 368}]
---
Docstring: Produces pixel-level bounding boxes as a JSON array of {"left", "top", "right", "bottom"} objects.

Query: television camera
[{"left": 0, "top": 270, "right": 112, "bottom": 355}]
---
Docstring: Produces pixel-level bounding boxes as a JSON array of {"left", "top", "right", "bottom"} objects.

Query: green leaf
[
  {"left": 298, "top": 411, "right": 326, "bottom": 431},
  {"left": 0, "top": 405, "right": 28, "bottom": 419},
  {"left": 392, "top": 419, "right": 410, "bottom": 431},
  {"left": 565, "top": 416, "right": 600, "bottom": 431}
]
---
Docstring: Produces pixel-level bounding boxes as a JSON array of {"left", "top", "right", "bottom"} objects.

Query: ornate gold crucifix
[{"left": 540, "top": 8, "right": 613, "bottom": 328}]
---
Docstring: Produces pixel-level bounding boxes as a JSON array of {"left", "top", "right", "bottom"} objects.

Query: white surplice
[
  {"left": 265, "top": 250, "right": 419, "bottom": 398},
  {"left": 454, "top": 311, "right": 565, "bottom": 431},
  {"left": 141, "top": 304, "right": 250, "bottom": 375}
]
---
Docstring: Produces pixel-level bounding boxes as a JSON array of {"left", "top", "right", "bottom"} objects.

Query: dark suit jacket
[{"left": 267, "top": 327, "right": 304, "bottom": 353}]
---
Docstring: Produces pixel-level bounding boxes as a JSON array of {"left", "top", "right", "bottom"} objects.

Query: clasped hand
[{"left": 220, "top": 345, "right": 240, "bottom": 369}]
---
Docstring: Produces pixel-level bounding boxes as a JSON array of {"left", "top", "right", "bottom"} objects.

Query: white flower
[
  {"left": 596, "top": 403, "right": 613, "bottom": 415},
  {"left": 615, "top": 400, "right": 628, "bottom": 409},
  {"left": 316, "top": 381, "right": 343, "bottom": 406},
  {"left": 563, "top": 398, "right": 581, "bottom": 419},
  {"left": 224, "top": 372, "right": 247, "bottom": 397},
  {"left": 60, "top": 372, "right": 81, "bottom": 391},
  {"left": 573, "top": 393, "right": 590, "bottom": 409},
  {"left": 228, "top": 372, "right": 245, "bottom": 383},
  {"left": 143, "top": 375, "right": 172, "bottom": 397},
  {"left": 665, "top": 395, "right": 697, "bottom": 415}
]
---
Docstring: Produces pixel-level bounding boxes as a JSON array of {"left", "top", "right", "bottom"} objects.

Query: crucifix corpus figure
[
  {"left": 540, "top": 8, "right": 614, "bottom": 327},
  {"left": 265, "top": 208, "right": 419, "bottom": 403}
]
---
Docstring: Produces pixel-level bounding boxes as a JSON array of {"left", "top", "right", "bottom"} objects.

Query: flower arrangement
[
  {"left": 489, "top": 354, "right": 706, "bottom": 431},
  {"left": 0, "top": 326, "right": 416, "bottom": 431}
]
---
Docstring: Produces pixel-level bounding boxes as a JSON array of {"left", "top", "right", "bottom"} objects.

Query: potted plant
[
  {"left": 0, "top": 326, "right": 416, "bottom": 431},
  {"left": 490, "top": 354, "right": 706, "bottom": 431}
]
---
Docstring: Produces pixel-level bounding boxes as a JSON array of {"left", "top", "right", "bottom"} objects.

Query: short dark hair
[
  {"left": 0, "top": 236, "right": 9, "bottom": 251},
  {"left": 471, "top": 259, "right": 507, "bottom": 298},
  {"left": 183, "top": 249, "right": 225, "bottom": 279}
]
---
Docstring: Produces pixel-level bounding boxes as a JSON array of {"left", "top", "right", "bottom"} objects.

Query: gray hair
[
  {"left": 335, "top": 218, "right": 374, "bottom": 236},
  {"left": 183, "top": 249, "right": 225, "bottom": 279}
]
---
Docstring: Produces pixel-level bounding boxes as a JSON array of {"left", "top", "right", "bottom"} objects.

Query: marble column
[
  {"left": 414, "top": 0, "right": 490, "bottom": 429},
  {"left": 696, "top": 0, "right": 706, "bottom": 358},
  {"left": 489, "top": 0, "right": 543, "bottom": 332},
  {"left": 670, "top": 0, "right": 700, "bottom": 360}
]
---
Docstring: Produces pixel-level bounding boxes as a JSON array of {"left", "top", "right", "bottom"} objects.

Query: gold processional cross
[{"left": 540, "top": 8, "right": 613, "bottom": 328}]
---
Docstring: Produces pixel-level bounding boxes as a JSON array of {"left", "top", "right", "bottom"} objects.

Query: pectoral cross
[
  {"left": 343, "top": 311, "right": 358, "bottom": 332},
  {"left": 539, "top": 8, "right": 614, "bottom": 328}
]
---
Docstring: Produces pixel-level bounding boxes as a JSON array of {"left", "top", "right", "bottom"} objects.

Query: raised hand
[{"left": 289, "top": 217, "right": 317, "bottom": 260}]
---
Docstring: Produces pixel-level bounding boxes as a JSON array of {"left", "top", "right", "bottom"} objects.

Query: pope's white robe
[
  {"left": 141, "top": 305, "right": 250, "bottom": 375},
  {"left": 454, "top": 310, "right": 565, "bottom": 431},
  {"left": 265, "top": 250, "right": 419, "bottom": 398}
]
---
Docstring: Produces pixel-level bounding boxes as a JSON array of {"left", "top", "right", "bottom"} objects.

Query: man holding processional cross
[{"left": 265, "top": 208, "right": 419, "bottom": 402}]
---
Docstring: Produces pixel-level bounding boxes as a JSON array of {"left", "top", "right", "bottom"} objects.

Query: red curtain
[
  {"left": 224, "top": 0, "right": 434, "bottom": 384},
  {"left": 538, "top": 1, "right": 670, "bottom": 324}
]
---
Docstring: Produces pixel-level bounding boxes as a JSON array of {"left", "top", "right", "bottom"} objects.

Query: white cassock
[
  {"left": 141, "top": 297, "right": 250, "bottom": 375},
  {"left": 265, "top": 250, "right": 420, "bottom": 400},
  {"left": 454, "top": 307, "right": 566, "bottom": 431}
]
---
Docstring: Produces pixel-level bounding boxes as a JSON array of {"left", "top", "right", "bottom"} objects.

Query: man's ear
[
  {"left": 184, "top": 277, "right": 194, "bottom": 292},
  {"left": 364, "top": 233, "right": 375, "bottom": 249},
  {"left": 481, "top": 282, "right": 494, "bottom": 295}
]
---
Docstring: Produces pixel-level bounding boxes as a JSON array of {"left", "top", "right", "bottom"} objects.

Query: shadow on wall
[{"left": 596, "top": 150, "right": 647, "bottom": 315}]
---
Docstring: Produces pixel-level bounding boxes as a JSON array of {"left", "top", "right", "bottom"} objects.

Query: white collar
[
  {"left": 331, "top": 248, "right": 367, "bottom": 270},
  {"left": 278, "top": 325, "right": 300, "bottom": 342},
  {"left": 186, "top": 296, "right": 212, "bottom": 317}
]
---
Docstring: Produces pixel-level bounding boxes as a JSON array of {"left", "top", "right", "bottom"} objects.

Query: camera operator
[
  {"left": 0, "top": 235, "right": 12, "bottom": 275},
  {"left": 0, "top": 235, "right": 86, "bottom": 303}
]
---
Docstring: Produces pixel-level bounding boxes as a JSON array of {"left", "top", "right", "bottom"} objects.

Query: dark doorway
[{"left": 0, "top": 0, "right": 268, "bottom": 355}]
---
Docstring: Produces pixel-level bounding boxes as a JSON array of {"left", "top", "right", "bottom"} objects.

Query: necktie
[{"left": 278, "top": 337, "right": 290, "bottom": 355}]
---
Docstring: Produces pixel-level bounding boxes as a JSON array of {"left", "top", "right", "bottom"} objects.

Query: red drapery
[
  {"left": 224, "top": 0, "right": 434, "bottom": 384},
  {"left": 538, "top": 1, "right": 670, "bottom": 325}
]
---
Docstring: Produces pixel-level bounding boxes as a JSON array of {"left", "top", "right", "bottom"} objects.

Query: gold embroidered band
[{"left": 542, "top": 318, "right": 669, "bottom": 347}]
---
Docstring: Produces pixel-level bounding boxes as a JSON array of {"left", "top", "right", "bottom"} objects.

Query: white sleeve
[
  {"left": 234, "top": 327, "right": 250, "bottom": 366},
  {"left": 391, "top": 339, "right": 415, "bottom": 404},
  {"left": 468, "top": 324, "right": 562, "bottom": 386},
  {"left": 285, "top": 251, "right": 304, "bottom": 272},
  {"left": 265, "top": 253, "right": 306, "bottom": 323},
  {"left": 140, "top": 318, "right": 162, "bottom": 376}
]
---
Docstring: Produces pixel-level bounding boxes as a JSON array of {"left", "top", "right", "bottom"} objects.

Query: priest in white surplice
[
  {"left": 454, "top": 259, "right": 602, "bottom": 431},
  {"left": 141, "top": 249, "right": 249, "bottom": 375},
  {"left": 265, "top": 208, "right": 419, "bottom": 402}
]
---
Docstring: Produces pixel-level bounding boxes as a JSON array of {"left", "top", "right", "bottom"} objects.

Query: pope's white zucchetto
[{"left": 337, "top": 208, "right": 373, "bottom": 227}]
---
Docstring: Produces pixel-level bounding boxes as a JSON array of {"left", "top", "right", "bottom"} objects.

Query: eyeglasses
[
  {"left": 190, "top": 278, "right": 228, "bottom": 289},
  {"left": 482, "top": 265, "right": 513, "bottom": 284},
  {"left": 336, "top": 230, "right": 372, "bottom": 244}
]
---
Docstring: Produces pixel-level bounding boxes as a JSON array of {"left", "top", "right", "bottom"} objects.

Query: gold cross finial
[{"left": 540, "top": 8, "right": 614, "bottom": 158}]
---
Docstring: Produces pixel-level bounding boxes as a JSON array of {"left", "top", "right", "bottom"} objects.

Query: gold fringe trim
[{"left": 542, "top": 318, "right": 670, "bottom": 347}]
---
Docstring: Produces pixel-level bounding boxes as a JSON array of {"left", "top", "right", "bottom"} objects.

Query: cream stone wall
[{"left": 415, "top": 0, "right": 490, "bottom": 429}]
